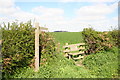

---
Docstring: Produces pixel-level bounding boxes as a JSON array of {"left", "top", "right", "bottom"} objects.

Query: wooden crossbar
[
  {"left": 63, "top": 45, "right": 85, "bottom": 52},
  {"left": 63, "top": 43, "right": 85, "bottom": 48},
  {"left": 40, "top": 27, "right": 48, "bottom": 30},
  {"left": 68, "top": 51, "right": 84, "bottom": 55},
  {"left": 79, "top": 47, "right": 85, "bottom": 49},
  {"left": 63, "top": 43, "right": 86, "bottom": 60},
  {"left": 63, "top": 49, "right": 70, "bottom": 53},
  {"left": 70, "top": 46, "right": 79, "bottom": 51},
  {"left": 73, "top": 56, "right": 84, "bottom": 60}
]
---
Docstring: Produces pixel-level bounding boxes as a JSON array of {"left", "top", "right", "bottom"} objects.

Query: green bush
[
  {"left": 108, "top": 29, "right": 120, "bottom": 47},
  {"left": 1, "top": 21, "right": 56, "bottom": 78},
  {"left": 82, "top": 28, "right": 113, "bottom": 54},
  {"left": 83, "top": 47, "right": 118, "bottom": 78}
]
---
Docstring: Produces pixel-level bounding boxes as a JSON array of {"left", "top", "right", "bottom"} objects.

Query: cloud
[
  {"left": 61, "top": 0, "right": 118, "bottom": 2},
  {"left": 0, "top": 7, "right": 20, "bottom": 15},
  {"left": 60, "top": 0, "right": 118, "bottom": 2},
  {"left": 0, "top": 0, "right": 14, "bottom": 7},
  {"left": 0, "top": 0, "right": 20, "bottom": 15},
  {"left": 0, "top": 0, "right": 37, "bottom": 23},
  {"left": 0, "top": 0, "right": 118, "bottom": 32},
  {"left": 76, "top": 4, "right": 113, "bottom": 16},
  {"left": 61, "top": 2, "right": 118, "bottom": 31},
  {"left": 0, "top": 4, "right": 65, "bottom": 28},
  {"left": 14, "top": 0, "right": 118, "bottom": 2},
  {"left": 75, "top": 2, "right": 117, "bottom": 21},
  {"left": 0, "top": 17, "right": 10, "bottom": 23},
  {"left": 32, "top": 6, "right": 64, "bottom": 15},
  {"left": 10, "top": 11, "right": 38, "bottom": 22},
  {"left": 32, "top": 6, "right": 64, "bottom": 21},
  {"left": 112, "top": 16, "right": 118, "bottom": 21}
]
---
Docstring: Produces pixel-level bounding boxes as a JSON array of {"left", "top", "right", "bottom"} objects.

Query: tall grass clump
[{"left": 83, "top": 47, "right": 118, "bottom": 78}]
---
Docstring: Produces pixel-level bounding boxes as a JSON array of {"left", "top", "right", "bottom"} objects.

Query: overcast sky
[{"left": 0, "top": 0, "right": 118, "bottom": 32}]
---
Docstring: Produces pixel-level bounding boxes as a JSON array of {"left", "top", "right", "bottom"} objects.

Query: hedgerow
[
  {"left": 82, "top": 28, "right": 119, "bottom": 78},
  {"left": 82, "top": 28, "right": 113, "bottom": 54},
  {"left": 1, "top": 21, "right": 56, "bottom": 78},
  {"left": 108, "top": 29, "right": 120, "bottom": 47}
]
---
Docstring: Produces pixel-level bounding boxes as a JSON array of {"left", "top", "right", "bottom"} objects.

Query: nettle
[
  {"left": 1, "top": 21, "right": 56, "bottom": 78},
  {"left": 82, "top": 28, "right": 113, "bottom": 54}
]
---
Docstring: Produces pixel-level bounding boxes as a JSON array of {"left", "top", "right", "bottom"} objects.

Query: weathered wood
[
  {"left": 0, "top": 40, "right": 2, "bottom": 45},
  {"left": 73, "top": 56, "right": 84, "bottom": 60},
  {"left": 64, "top": 53, "right": 69, "bottom": 57},
  {"left": 78, "top": 43, "right": 86, "bottom": 45},
  {"left": 35, "top": 22, "right": 39, "bottom": 72},
  {"left": 40, "top": 27, "right": 48, "bottom": 30},
  {"left": 63, "top": 46, "right": 67, "bottom": 48},
  {"left": 69, "top": 52, "right": 80, "bottom": 55},
  {"left": 63, "top": 49, "right": 70, "bottom": 53},
  {"left": 79, "top": 51, "right": 85, "bottom": 54},
  {"left": 70, "top": 46, "right": 79, "bottom": 51},
  {"left": 66, "top": 43, "right": 68, "bottom": 45},
  {"left": 63, "top": 43, "right": 86, "bottom": 60},
  {"left": 79, "top": 47, "right": 85, "bottom": 49},
  {"left": 63, "top": 46, "right": 85, "bottom": 50},
  {"left": 63, "top": 43, "right": 85, "bottom": 48},
  {"left": 57, "top": 43, "right": 60, "bottom": 53},
  {"left": 34, "top": 22, "right": 49, "bottom": 72},
  {"left": 68, "top": 51, "right": 84, "bottom": 55}
]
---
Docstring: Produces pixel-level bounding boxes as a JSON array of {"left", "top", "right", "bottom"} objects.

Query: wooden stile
[{"left": 63, "top": 43, "right": 86, "bottom": 60}]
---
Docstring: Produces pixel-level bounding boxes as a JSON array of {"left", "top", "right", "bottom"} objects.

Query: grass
[
  {"left": 83, "top": 47, "right": 118, "bottom": 78},
  {"left": 50, "top": 32, "right": 84, "bottom": 45},
  {"left": 50, "top": 32, "right": 84, "bottom": 51},
  {"left": 11, "top": 53, "right": 96, "bottom": 78},
  {"left": 11, "top": 47, "right": 118, "bottom": 78}
]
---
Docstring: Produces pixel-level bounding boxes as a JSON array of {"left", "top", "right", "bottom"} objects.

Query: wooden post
[
  {"left": 57, "top": 43, "right": 60, "bottom": 53},
  {"left": 35, "top": 22, "right": 39, "bottom": 72}
]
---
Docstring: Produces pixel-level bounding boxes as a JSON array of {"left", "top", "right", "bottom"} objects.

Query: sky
[{"left": 0, "top": 0, "right": 119, "bottom": 32}]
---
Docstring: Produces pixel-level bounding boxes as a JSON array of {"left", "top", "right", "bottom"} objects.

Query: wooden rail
[{"left": 63, "top": 43, "right": 86, "bottom": 60}]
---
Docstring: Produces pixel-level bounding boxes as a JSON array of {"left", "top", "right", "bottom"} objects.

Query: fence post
[
  {"left": 57, "top": 43, "right": 60, "bottom": 53},
  {"left": 35, "top": 22, "right": 39, "bottom": 72}
]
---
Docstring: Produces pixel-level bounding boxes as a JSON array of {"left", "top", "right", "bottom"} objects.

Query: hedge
[
  {"left": 82, "top": 28, "right": 113, "bottom": 54},
  {"left": 1, "top": 21, "right": 56, "bottom": 78}
]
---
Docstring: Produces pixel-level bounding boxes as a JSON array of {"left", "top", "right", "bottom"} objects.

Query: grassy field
[
  {"left": 50, "top": 32, "right": 84, "bottom": 51},
  {"left": 50, "top": 32, "right": 84, "bottom": 45},
  {"left": 9, "top": 32, "right": 118, "bottom": 78}
]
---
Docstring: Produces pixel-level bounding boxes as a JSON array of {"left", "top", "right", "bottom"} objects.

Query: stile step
[
  {"left": 73, "top": 56, "right": 84, "bottom": 60},
  {"left": 68, "top": 51, "right": 84, "bottom": 55}
]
